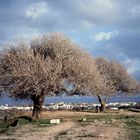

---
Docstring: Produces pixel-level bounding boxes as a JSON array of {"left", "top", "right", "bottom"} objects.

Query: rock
[
  {"left": 94, "top": 119, "right": 98, "bottom": 123},
  {"left": 0, "top": 109, "right": 18, "bottom": 120},
  {"left": 4, "top": 118, "right": 19, "bottom": 128},
  {"left": 50, "top": 119, "right": 60, "bottom": 124},
  {"left": 99, "top": 134, "right": 104, "bottom": 137},
  {"left": 82, "top": 118, "right": 86, "bottom": 121}
]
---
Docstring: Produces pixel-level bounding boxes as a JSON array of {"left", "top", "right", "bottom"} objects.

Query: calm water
[{"left": 0, "top": 94, "right": 140, "bottom": 106}]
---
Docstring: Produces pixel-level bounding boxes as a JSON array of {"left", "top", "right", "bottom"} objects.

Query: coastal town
[{"left": 0, "top": 101, "right": 138, "bottom": 111}]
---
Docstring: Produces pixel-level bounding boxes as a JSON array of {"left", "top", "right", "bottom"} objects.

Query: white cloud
[
  {"left": 92, "top": 30, "right": 119, "bottom": 41},
  {"left": 26, "top": 2, "right": 48, "bottom": 19},
  {"left": 127, "top": 67, "right": 137, "bottom": 75},
  {"left": 124, "top": 58, "right": 140, "bottom": 75},
  {"left": 131, "top": 6, "right": 140, "bottom": 16},
  {"left": 78, "top": 0, "right": 117, "bottom": 22}
]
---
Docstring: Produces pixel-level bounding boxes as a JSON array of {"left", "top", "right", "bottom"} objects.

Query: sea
[{"left": 0, "top": 94, "right": 140, "bottom": 106}]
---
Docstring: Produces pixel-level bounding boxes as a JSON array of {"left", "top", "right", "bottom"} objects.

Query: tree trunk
[
  {"left": 31, "top": 89, "right": 45, "bottom": 120},
  {"left": 100, "top": 102, "right": 106, "bottom": 112},
  {"left": 97, "top": 95, "right": 107, "bottom": 113}
]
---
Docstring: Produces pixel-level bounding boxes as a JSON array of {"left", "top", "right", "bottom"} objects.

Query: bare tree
[
  {"left": 0, "top": 33, "right": 139, "bottom": 117},
  {"left": 30, "top": 33, "right": 103, "bottom": 96},
  {"left": 94, "top": 57, "right": 140, "bottom": 112},
  {"left": 0, "top": 45, "right": 63, "bottom": 119},
  {"left": 110, "top": 61, "right": 139, "bottom": 93},
  {"left": 0, "top": 33, "right": 101, "bottom": 119}
]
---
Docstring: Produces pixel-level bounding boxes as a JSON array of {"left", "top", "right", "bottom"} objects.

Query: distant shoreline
[{"left": 0, "top": 95, "right": 140, "bottom": 106}]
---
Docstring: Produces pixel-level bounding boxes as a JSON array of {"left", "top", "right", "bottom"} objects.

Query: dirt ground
[{"left": 0, "top": 111, "right": 139, "bottom": 140}]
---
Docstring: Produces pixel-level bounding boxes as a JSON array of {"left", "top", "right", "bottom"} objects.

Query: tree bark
[
  {"left": 31, "top": 89, "right": 45, "bottom": 120},
  {"left": 97, "top": 94, "right": 107, "bottom": 113},
  {"left": 100, "top": 102, "right": 106, "bottom": 112}
]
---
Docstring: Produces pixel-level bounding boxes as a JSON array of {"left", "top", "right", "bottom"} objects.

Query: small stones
[
  {"left": 94, "top": 119, "right": 98, "bottom": 123},
  {"left": 111, "top": 119, "right": 115, "bottom": 123}
]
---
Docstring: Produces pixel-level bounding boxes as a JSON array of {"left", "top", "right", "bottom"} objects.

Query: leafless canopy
[
  {"left": 0, "top": 33, "right": 139, "bottom": 99},
  {"left": 94, "top": 57, "right": 140, "bottom": 96},
  {"left": 0, "top": 33, "right": 99, "bottom": 99}
]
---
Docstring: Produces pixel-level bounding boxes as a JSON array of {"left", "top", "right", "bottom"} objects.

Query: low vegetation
[
  {"left": 77, "top": 114, "right": 140, "bottom": 140},
  {"left": 0, "top": 118, "right": 50, "bottom": 135},
  {"left": 0, "top": 112, "right": 139, "bottom": 140}
]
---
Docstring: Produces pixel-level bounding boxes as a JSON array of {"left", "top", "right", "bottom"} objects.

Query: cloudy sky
[{"left": 0, "top": 0, "right": 140, "bottom": 80}]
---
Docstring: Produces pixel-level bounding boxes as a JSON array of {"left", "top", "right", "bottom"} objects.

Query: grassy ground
[
  {"left": 0, "top": 112, "right": 139, "bottom": 140},
  {"left": 76, "top": 114, "right": 140, "bottom": 140},
  {"left": 124, "top": 116, "right": 140, "bottom": 140},
  {"left": 0, "top": 118, "right": 51, "bottom": 136}
]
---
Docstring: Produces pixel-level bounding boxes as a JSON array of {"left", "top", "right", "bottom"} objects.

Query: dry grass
[{"left": 0, "top": 111, "right": 139, "bottom": 140}]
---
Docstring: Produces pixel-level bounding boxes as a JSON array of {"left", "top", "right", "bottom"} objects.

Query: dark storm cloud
[
  {"left": 47, "top": 0, "right": 140, "bottom": 29},
  {"left": 1, "top": 0, "right": 140, "bottom": 40},
  {"left": 0, "top": 0, "right": 140, "bottom": 80}
]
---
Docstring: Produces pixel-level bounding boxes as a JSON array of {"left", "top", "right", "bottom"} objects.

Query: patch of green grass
[
  {"left": 19, "top": 118, "right": 30, "bottom": 125},
  {"left": 125, "top": 118, "right": 140, "bottom": 140},
  {"left": 18, "top": 118, "right": 50, "bottom": 127},
  {"left": 0, "top": 118, "right": 51, "bottom": 135},
  {"left": 77, "top": 114, "right": 140, "bottom": 140},
  {"left": 77, "top": 114, "right": 139, "bottom": 123},
  {"left": 33, "top": 119, "right": 50, "bottom": 127},
  {"left": 0, "top": 121, "right": 9, "bottom": 134},
  {"left": 77, "top": 114, "right": 114, "bottom": 125},
  {"left": 0, "top": 126, "right": 16, "bottom": 136}
]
